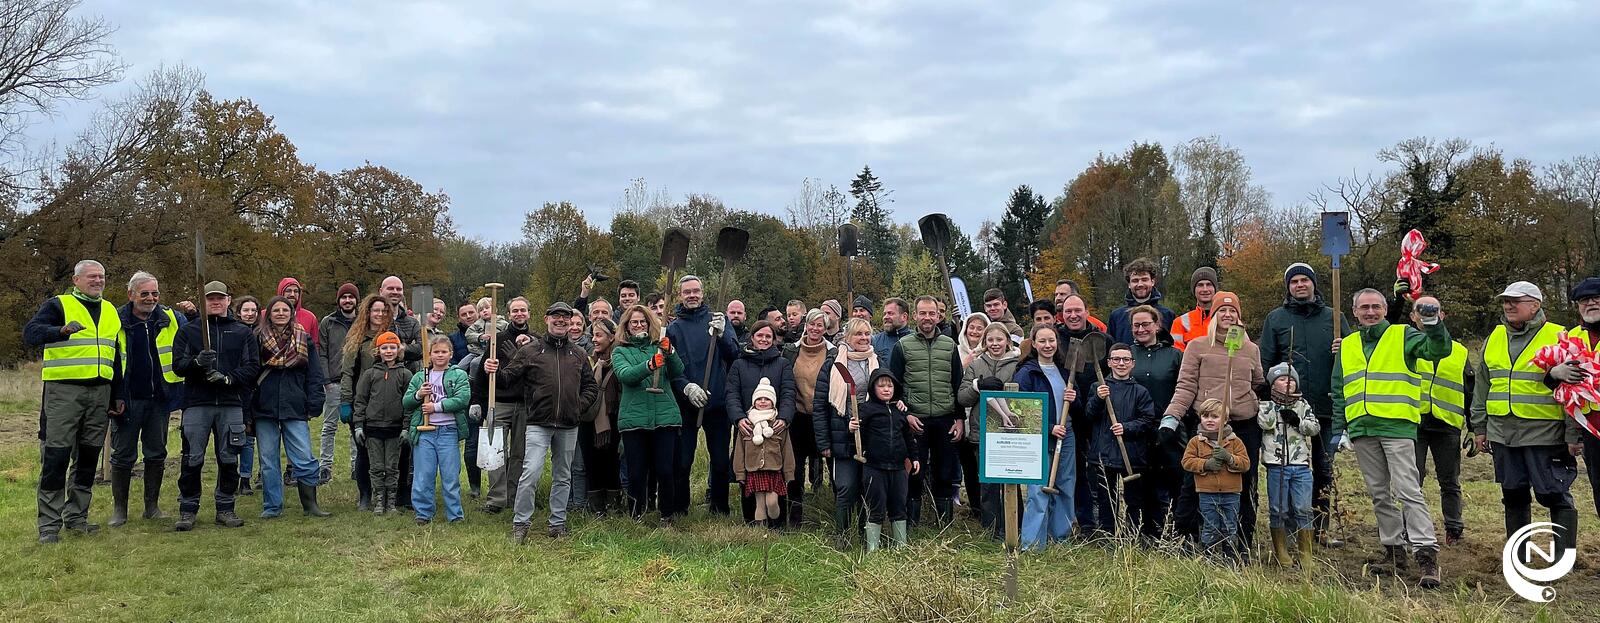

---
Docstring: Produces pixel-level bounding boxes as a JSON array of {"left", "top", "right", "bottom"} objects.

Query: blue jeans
[
  {"left": 1266, "top": 464, "right": 1313, "bottom": 532},
  {"left": 256, "top": 419, "right": 318, "bottom": 516},
  {"left": 239, "top": 435, "right": 255, "bottom": 479},
  {"left": 412, "top": 425, "right": 464, "bottom": 522},
  {"left": 1022, "top": 432, "right": 1076, "bottom": 551},
  {"left": 1199, "top": 492, "right": 1240, "bottom": 551}
]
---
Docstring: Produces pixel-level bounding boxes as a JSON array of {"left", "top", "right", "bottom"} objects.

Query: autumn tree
[
  {"left": 522, "top": 201, "right": 609, "bottom": 331},
  {"left": 1173, "top": 136, "right": 1268, "bottom": 268}
]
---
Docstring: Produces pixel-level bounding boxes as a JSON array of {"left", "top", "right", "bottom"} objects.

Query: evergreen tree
[
  {"left": 849, "top": 165, "right": 899, "bottom": 282},
  {"left": 993, "top": 185, "right": 1050, "bottom": 307}
]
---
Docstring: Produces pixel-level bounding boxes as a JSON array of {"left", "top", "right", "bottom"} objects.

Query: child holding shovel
[
  {"left": 404, "top": 337, "right": 471, "bottom": 525},
  {"left": 1183, "top": 398, "right": 1251, "bottom": 563},
  {"left": 1085, "top": 342, "right": 1159, "bottom": 540}
]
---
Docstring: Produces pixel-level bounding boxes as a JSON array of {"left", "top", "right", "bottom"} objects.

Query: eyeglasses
[
  {"left": 1131, "top": 322, "right": 1155, "bottom": 328},
  {"left": 1107, "top": 356, "right": 1133, "bottom": 363},
  {"left": 136, "top": 290, "right": 159, "bottom": 298}
]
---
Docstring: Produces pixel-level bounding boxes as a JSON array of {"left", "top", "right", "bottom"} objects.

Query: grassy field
[{"left": 0, "top": 363, "right": 1596, "bottom": 622}]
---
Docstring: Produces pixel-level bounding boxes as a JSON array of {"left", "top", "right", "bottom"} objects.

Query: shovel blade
[
  {"left": 661, "top": 227, "right": 691, "bottom": 270},
  {"left": 716, "top": 226, "right": 750, "bottom": 263},
  {"left": 838, "top": 223, "right": 859, "bottom": 257}
]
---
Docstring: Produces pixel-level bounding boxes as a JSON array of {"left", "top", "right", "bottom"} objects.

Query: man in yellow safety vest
[
  {"left": 1407, "top": 296, "right": 1472, "bottom": 545},
  {"left": 23, "top": 259, "right": 127, "bottom": 544},
  {"left": 108, "top": 271, "right": 186, "bottom": 527},
  {"left": 1472, "top": 281, "right": 1585, "bottom": 569},
  {"left": 1330, "top": 288, "right": 1453, "bottom": 589}
]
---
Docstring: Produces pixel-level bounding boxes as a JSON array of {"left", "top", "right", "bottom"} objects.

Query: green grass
[{"left": 0, "top": 364, "right": 1595, "bottom": 622}]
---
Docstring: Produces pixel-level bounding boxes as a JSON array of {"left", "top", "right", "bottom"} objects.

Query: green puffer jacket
[
  {"left": 613, "top": 333, "right": 686, "bottom": 431},
  {"left": 403, "top": 366, "right": 472, "bottom": 444}
]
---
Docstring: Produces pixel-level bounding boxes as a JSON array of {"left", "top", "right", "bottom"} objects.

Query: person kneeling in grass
[{"left": 405, "top": 337, "right": 471, "bottom": 525}]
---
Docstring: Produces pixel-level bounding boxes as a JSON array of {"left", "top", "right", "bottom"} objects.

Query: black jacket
[
  {"left": 173, "top": 313, "right": 261, "bottom": 408},
  {"left": 724, "top": 345, "right": 797, "bottom": 426},
  {"left": 252, "top": 337, "right": 326, "bottom": 422},
  {"left": 1085, "top": 376, "right": 1158, "bottom": 470},
  {"left": 475, "top": 322, "right": 533, "bottom": 403},
  {"left": 857, "top": 369, "right": 921, "bottom": 470},
  {"left": 501, "top": 332, "right": 597, "bottom": 429}
]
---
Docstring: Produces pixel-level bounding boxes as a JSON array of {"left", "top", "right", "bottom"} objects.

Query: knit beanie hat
[
  {"left": 1267, "top": 362, "right": 1299, "bottom": 386},
  {"left": 753, "top": 377, "right": 777, "bottom": 406},
  {"left": 1284, "top": 263, "right": 1316, "bottom": 286},
  {"left": 1191, "top": 266, "right": 1219, "bottom": 290},
  {"left": 337, "top": 282, "right": 359, "bottom": 300},
  {"left": 1210, "top": 291, "right": 1241, "bottom": 316},
  {"left": 853, "top": 295, "right": 874, "bottom": 314},
  {"left": 822, "top": 299, "right": 844, "bottom": 320},
  {"left": 375, "top": 331, "right": 401, "bottom": 347}
]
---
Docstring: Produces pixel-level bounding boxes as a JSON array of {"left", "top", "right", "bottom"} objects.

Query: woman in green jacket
[{"left": 612, "top": 305, "right": 685, "bottom": 523}]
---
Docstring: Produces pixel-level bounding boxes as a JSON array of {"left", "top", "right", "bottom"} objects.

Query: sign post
[
  {"left": 979, "top": 385, "right": 1048, "bottom": 603},
  {"left": 1320, "top": 211, "right": 1351, "bottom": 544}
]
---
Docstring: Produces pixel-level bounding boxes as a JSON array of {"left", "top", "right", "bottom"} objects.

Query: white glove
[
  {"left": 468, "top": 404, "right": 483, "bottom": 423},
  {"left": 1159, "top": 415, "right": 1180, "bottom": 432},
  {"left": 709, "top": 313, "right": 727, "bottom": 338},
  {"left": 1336, "top": 433, "right": 1353, "bottom": 453},
  {"left": 1551, "top": 362, "right": 1588, "bottom": 384},
  {"left": 684, "top": 383, "right": 709, "bottom": 408},
  {"left": 354, "top": 427, "right": 366, "bottom": 445}
]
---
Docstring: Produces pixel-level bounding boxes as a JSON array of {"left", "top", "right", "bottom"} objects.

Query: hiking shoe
[
  {"left": 215, "top": 510, "right": 245, "bottom": 528},
  {"left": 65, "top": 521, "right": 100, "bottom": 536},
  {"left": 415, "top": 517, "right": 431, "bottom": 526},
  {"left": 480, "top": 504, "right": 503, "bottom": 515},
  {"left": 174, "top": 512, "right": 197, "bottom": 532},
  {"left": 1367, "top": 545, "right": 1408, "bottom": 576},
  {"left": 1444, "top": 529, "right": 1464, "bottom": 546},
  {"left": 548, "top": 524, "right": 569, "bottom": 539},
  {"left": 38, "top": 532, "right": 59, "bottom": 544},
  {"left": 512, "top": 522, "right": 530, "bottom": 544},
  {"left": 1416, "top": 547, "right": 1440, "bottom": 589}
]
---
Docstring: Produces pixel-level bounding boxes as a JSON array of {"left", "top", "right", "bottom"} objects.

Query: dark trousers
[
  {"left": 907, "top": 416, "right": 959, "bottom": 522},
  {"left": 1310, "top": 417, "right": 1333, "bottom": 535},
  {"left": 625, "top": 427, "right": 678, "bottom": 518},
  {"left": 351, "top": 422, "right": 371, "bottom": 500},
  {"left": 786, "top": 416, "right": 818, "bottom": 525},
  {"left": 673, "top": 404, "right": 731, "bottom": 516},
  {"left": 463, "top": 417, "right": 481, "bottom": 492},
  {"left": 864, "top": 465, "right": 908, "bottom": 523},
  {"left": 177, "top": 405, "right": 243, "bottom": 514},
  {"left": 1129, "top": 466, "right": 1172, "bottom": 540},
  {"left": 110, "top": 398, "right": 169, "bottom": 470},
  {"left": 1082, "top": 463, "right": 1114, "bottom": 535},
  {"left": 1415, "top": 426, "right": 1464, "bottom": 535},
  {"left": 394, "top": 442, "right": 413, "bottom": 508},
  {"left": 1585, "top": 435, "right": 1600, "bottom": 519},
  {"left": 1074, "top": 434, "right": 1095, "bottom": 529},
  {"left": 832, "top": 457, "right": 864, "bottom": 532},
  {"left": 1173, "top": 470, "right": 1201, "bottom": 542},
  {"left": 579, "top": 421, "right": 621, "bottom": 491},
  {"left": 1233, "top": 419, "right": 1263, "bottom": 548},
  {"left": 959, "top": 439, "right": 981, "bottom": 511}
]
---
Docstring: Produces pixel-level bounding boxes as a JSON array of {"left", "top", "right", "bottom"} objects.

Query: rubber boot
[
  {"left": 298, "top": 482, "right": 332, "bottom": 517},
  {"left": 237, "top": 476, "right": 254, "bottom": 496},
  {"left": 373, "top": 489, "right": 387, "bottom": 516},
  {"left": 934, "top": 498, "right": 954, "bottom": 524},
  {"left": 588, "top": 490, "right": 609, "bottom": 517},
  {"left": 108, "top": 466, "right": 132, "bottom": 528},
  {"left": 1553, "top": 507, "right": 1580, "bottom": 564},
  {"left": 1270, "top": 527, "right": 1292, "bottom": 568},
  {"left": 357, "top": 489, "right": 372, "bottom": 512},
  {"left": 865, "top": 522, "right": 882, "bottom": 552},
  {"left": 1297, "top": 529, "right": 1315, "bottom": 568},
  {"left": 1506, "top": 503, "right": 1534, "bottom": 564},
  {"left": 142, "top": 461, "right": 166, "bottom": 520},
  {"left": 891, "top": 520, "right": 909, "bottom": 548}
]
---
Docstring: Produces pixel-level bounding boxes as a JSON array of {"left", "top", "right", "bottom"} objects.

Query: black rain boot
[
  {"left": 1506, "top": 503, "right": 1534, "bottom": 564},
  {"left": 142, "top": 461, "right": 167, "bottom": 520},
  {"left": 588, "top": 490, "right": 609, "bottom": 517},
  {"left": 934, "top": 497, "right": 954, "bottom": 524},
  {"left": 108, "top": 466, "right": 132, "bottom": 527},
  {"left": 299, "top": 482, "right": 332, "bottom": 517},
  {"left": 237, "top": 476, "right": 254, "bottom": 496},
  {"left": 1553, "top": 508, "right": 1580, "bottom": 565}
]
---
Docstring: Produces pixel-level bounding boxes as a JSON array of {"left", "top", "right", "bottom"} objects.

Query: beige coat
[{"left": 1163, "top": 329, "right": 1266, "bottom": 421}]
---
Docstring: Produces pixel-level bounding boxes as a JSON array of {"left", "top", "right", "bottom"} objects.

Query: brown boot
[
  {"left": 1296, "top": 529, "right": 1315, "bottom": 568},
  {"left": 1270, "top": 528, "right": 1293, "bottom": 568},
  {"left": 1416, "top": 546, "right": 1440, "bottom": 589}
]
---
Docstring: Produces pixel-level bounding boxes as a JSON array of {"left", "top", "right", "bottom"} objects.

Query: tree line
[{"left": 4, "top": 0, "right": 1596, "bottom": 364}]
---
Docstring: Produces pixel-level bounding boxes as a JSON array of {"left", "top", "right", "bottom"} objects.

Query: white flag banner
[
  {"left": 952, "top": 277, "right": 973, "bottom": 319},
  {"left": 1023, "top": 278, "right": 1035, "bottom": 304}
]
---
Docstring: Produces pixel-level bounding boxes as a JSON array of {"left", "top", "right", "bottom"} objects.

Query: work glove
[
  {"left": 1336, "top": 433, "right": 1353, "bottom": 453},
  {"left": 649, "top": 351, "right": 665, "bottom": 371},
  {"left": 1204, "top": 451, "right": 1228, "bottom": 472},
  {"left": 709, "top": 313, "right": 726, "bottom": 338},
  {"left": 205, "top": 369, "right": 231, "bottom": 385},
  {"left": 1551, "top": 361, "right": 1588, "bottom": 384},
  {"left": 976, "top": 376, "right": 1004, "bottom": 392},
  {"left": 196, "top": 349, "right": 218, "bottom": 370},
  {"left": 1280, "top": 407, "right": 1300, "bottom": 428},
  {"left": 468, "top": 404, "right": 483, "bottom": 424},
  {"left": 354, "top": 427, "right": 366, "bottom": 445},
  {"left": 339, "top": 404, "right": 353, "bottom": 423},
  {"left": 659, "top": 336, "right": 672, "bottom": 353},
  {"left": 684, "top": 383, "right": 709, "bottom": 408},
  {"left": 61, "top": 320, "right": 86, "bottom": 335},
  {"left": 1392, "top": 278, "right": 1411, "bottom": 300}
]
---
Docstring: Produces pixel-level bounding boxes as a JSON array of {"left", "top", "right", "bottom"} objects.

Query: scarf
[
  {"left": 828, "top": 347, "right": 879, "bottom": 415},
  {"left": 1270, "top": 387, "right": 1302, "bottom": 405},
  {"left": 71, "top": 287, "right": 102, "bottom": 303},
  {"left": 590, "top": 353, "right": 616, "bottom": 445},
  {"left": 261, "top": 324, "right": 309, "bottom": 369}
]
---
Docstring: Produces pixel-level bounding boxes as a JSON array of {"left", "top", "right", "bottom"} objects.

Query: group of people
[{"left": 24, "top": 256, "right": 1600, "bottom": 590}]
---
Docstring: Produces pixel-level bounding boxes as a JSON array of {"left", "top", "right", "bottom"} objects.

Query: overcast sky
[{"left": 51, "top": 0, "right": 1600, "bottom": 241}]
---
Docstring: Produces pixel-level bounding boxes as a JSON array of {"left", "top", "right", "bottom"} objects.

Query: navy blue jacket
[
  {"left": 252, "top": 337, "right": 326, "bottom": 422},
  {"left": 118, "top": 302, "right": 185, "bottom": 408},
  {"left": 173, "top": 313, "right": 260, "bottom": 408},
  {"left": 1013, "top": 358, "right": 1072, "bottom": 434},
  {"left": 1106, "top": 288, "right": 1176, "bottom": 347},
  {"left": 1085, "top": 376, "right": 1158, "bottom": 469},
  {"left": 667, "top": 303, "right": 740, "bottom": 417},
  {"left": 857, "top": 369, "right": 921, "bottom": 470},
  {"left": 450, "top": 326, "right": 470, "bottom": 365},
  {"left": 871, "top": 326, "right": 911, "bottom": 371}
]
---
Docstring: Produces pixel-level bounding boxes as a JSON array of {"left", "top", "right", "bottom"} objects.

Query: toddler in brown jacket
[
  {"left": 1182, "top": 399, "right": 1251, "bottom": 560},
  {"left": 732, "top": 378, "right": 794, "bottom": 529}
]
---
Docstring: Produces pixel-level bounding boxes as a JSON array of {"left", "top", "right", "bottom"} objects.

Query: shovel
[
  {"left": 695, "top": 226, "right": 750, "bottom": 426},
  {"left": 1041, "top": 337, "right": 1082, "bottom": 494},
  {"left": 833, "top": 361, "right": 867, "bottom": 463},
  {"left": 650, "top": 228, "right": 692, "bottom": 392},
  {"left": 839, "top": 223, "right": 858, "bottom": 316},
  {"left": 1083, "top": 332, "right": 1140, "bottom": 482},
  {"left": 918, "top": 213, "right": 960, "bottom": 318}
]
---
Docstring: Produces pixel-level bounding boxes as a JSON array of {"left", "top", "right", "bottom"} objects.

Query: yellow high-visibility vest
[
  {"left": 1417, "top": 341, "right": 1468, "bottom": 429},
  {"left": 156, "top": 307, "right": 181, "bottom": 384},
  {"left": 1341, "top": 324, "right": 1421, "bottom": 424},
  {"left": 41, "top": 295, "right": 124, "bottom": 382},
  {"left": 1484, "top": 321, "right": 1564, "bottom": 421}
]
